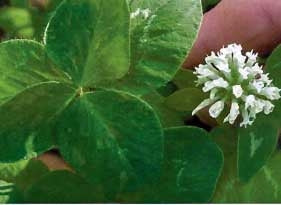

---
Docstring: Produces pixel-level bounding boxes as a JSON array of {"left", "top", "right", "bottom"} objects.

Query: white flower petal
[
  {"left": 210, "top": 88, "right": 219, "bottom": 100},
  {"left": 141, "top": 8, "right": 151, "bottom": 19},
  {"left": 232, "top": 85, "right": 243, "bottom": 98},
  {"left": 224, "top": 101, "right": 240, "bottom": 124},
  {"left": 206, "top": 52, "right": 231, "bottom": 73},
  {"left": 259, "top": 74, "right": 272, "bottom": 85},
  {"left": 246, "top": 50, "right": 258, "bottom": 66},
  {"left": 238, "top": 68, "right": 249, "bottom": 79},
  {"left": 192, "top": 98, "right": 216, "bottom": 116},
  {"left": 245, "top": 95, "right": 255, "bottom": 109},
  {"left": 261, "top": 87, "right": 281, "bottom": 100},
  {"left": 194, "top": 64, "right": 217, "bottom": 78},
  {"left": 252, "top": 99, "right": 265, "bottom": 113},
  {"left": 240, "top": 107, "right": 254, "bottom": 127},
  {"left": 262, "top": 100, "right": 275, "bottom": 115},
  {"left": 203, "top": 78, "right": 229, "bottom": 92},
  {"left": 246, "top": 64, "right": 263, "bottom": 76},
  {"left": 251, "top": 80, "right": 264, "bottom": 93},
  {"left": 233, "top": 52, "right": 246, "bottom": 67},
  {"left": 130, "top": 8, "right": 151, "bottom": 19},
  {"left": 130, "top": 8, "right": 141, "bottom": 18},
  {"left": 209, "top": 100, "right": 225, "bottom": 118},
  {"left": 220, "top": 44, "right": 243, "bottom": 56},
  {"left": 245, "top": 96, "right": 264, "bottom": 114},
  {"left": 193, "top": 43, "right": 280, "bottom": 127}
]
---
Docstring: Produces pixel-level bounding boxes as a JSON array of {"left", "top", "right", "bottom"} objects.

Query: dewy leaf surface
[
  {"left": 238, "top": 116, "right": 279, "bottom": 182},
  {"left": 45, "top": 0, "right": 130, "bottom": 86},
  {"left": 150, "top": 126, "right": 223, "bottom": 203},
  {"left": 113, "top": 0, "right": 202, "bottom": 95},
  {"left": 0, "top": 82, "right": 76, "bottom": 162},
  {"left": 56, "top": 90, "right": 163, "bottom": 196},
  {"left": 0, "top": 39, "right": 69, "bottom": 104}
]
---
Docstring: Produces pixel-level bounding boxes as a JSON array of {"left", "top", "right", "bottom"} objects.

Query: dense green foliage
[
  {"left": 0, "top": 0, "right": 280, "bottom": 203},
  {"left": 0, "top": 0, "right": 61, "bottom": 40}
]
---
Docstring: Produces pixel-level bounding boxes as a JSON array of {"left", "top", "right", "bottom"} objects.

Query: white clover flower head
[
  {"left": 192, "top": 43, "right": 281, "bottom": 127},
  {"left": 130, "top": 8, "right": 151, "bottom": 19}
]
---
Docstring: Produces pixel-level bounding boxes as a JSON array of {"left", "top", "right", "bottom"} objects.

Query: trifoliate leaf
[
  {"left": 56, "top": 90, "right": 163, "bottom": 197},
  {"left": 45, "top": 0, "right": 130, "bottom": 86},
  {"left": 112, "top": 0, "right": 202, "bottom": 95}
]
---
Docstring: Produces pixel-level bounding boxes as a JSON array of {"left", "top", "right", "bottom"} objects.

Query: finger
[{"left": 184, "top": 0, "right": 281, "bottom": 69}]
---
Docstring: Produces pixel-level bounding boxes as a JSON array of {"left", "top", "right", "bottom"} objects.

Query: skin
[
  {"left": 38, "top": 151, "right": 72, "bottom": 171},
  {"left": 184, "top": 0, "right": 281, "bottom": 69},
  {"left": 40, "top": 0, "right": 281, "bottom": 169}
]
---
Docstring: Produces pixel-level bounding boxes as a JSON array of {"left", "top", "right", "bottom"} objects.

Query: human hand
[{"left": 184, "top": 0, "right": 281, "bottom": 68}]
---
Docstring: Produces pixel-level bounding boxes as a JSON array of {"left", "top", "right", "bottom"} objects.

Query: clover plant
[
  {"left": 2, "top": 0, "right": 280, "bottom": 203},
  {"left": 166, "top": 42, "right": 281, "bottom": 202},
  {"left": 0, "top": 0, "right": 228, "bottom": 203}
]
